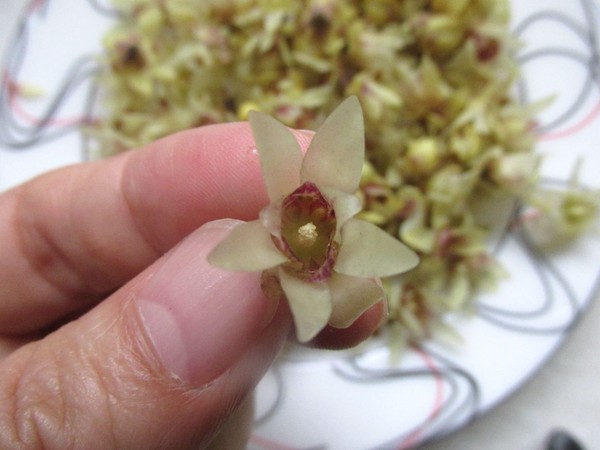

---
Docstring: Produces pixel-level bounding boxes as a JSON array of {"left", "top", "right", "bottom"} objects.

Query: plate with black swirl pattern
[{"left": 1, "top": 1, "right": 599, "bottom": 449}]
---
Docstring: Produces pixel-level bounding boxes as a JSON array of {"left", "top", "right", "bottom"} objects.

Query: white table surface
[{"left": 1, "top": 2, "right": 599, "bottom": 449}]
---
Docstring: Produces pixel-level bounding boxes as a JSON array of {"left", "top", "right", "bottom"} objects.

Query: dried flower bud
[
  {"left": 488, "top": 152, "right": 540, "bottom": 192},
  {"left": 406, "top": 137, "right": 442, "bottom": 175},
  {"left": 523, "top": 178, "right": 599, "bottom": 250}
]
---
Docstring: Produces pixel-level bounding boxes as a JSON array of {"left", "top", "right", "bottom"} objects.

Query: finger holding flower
[{"left": 209, "top": 97, "right": 419, "bottom": 342}]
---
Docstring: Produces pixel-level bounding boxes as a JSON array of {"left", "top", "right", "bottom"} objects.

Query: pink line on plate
[
  {"left": 4, "top": 74, "right": 91, "bottom": 128},
  {"left": 249, "top": 434, "right": 303, "bottom": 450},
  {"left": 398, "top": 348, "right": 445, "bottom": 450},
  {"left": 537, "top": 98, "right": 600, "bottom": 141}
]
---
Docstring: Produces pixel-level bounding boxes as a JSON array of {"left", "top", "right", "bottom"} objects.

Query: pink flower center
[{"left": 280, "top": 181, "right": 337, "bottom": 279}]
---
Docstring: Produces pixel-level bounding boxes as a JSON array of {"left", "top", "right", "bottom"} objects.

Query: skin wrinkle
[
  {"left": 103, "top": 303, "right": 176, "bottom": 447},
  {"left": 13, "top": 186, "right": 88, "bottom": 303},
  {"left": 5, "top": 302, "right": 126, "bottom": 449},
  {"left": 6, "top": 190, "right": 99, "bottom": 337},
  {"left": 20, "top": 153, "right": 158, "bottom": 302},
  {"left": 85, "top": 311, "right": 132, "bottom": 421},
  {"left": 37, "top": 168, "right": 107, "bottom": 293},
  {"left": 116, "top": 154, "right": 164, "bottom": 263},
  {"left": 66, "top": 351, "right": 118, "bottom": 448},
  {"left": 12, "top": 169, "right": 116, "bottom": 315},
  {"left": 58, "top": 304, "right": 155, "bottom": 448},
  {"left": 189, "top": 138, "right": 235, "bottom": 222},
  {"left": 0, "top": 292, "right": 162, "bottom": 449},
  {"left": 71, "top": 164, "right": 124, "bottom": 287},
  {"left": 71, "top": 157, "right": 160, "bottom": 291},
  {"left": 119, "top": 164, "right": 160, "bottom": 259},
  {"left": 3, "top": 155, "right": 163, "bottom": 335},
  {"left": 0, "top": 363, "right": 28, "bottom": 449},
  {"left": 122, "top": 296, "right": 184, "bottom": 389},
  {"left": 120, "top": 139, "right": 200, "bottom": 253},
  {"left": 83, "top": 351, "right": 119, "bottom": 450},
  {"left": 12, "top": 348, "right": 60, "bottom": 449}
]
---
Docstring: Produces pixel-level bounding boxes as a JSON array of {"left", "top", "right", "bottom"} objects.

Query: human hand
[{"left": 0, "top": 123, "right": 385, "bottom": 449}]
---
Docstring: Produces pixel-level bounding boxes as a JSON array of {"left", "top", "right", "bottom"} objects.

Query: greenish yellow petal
[
  {"left": 335, "top": 219, "right": 420, "bottom": 277},
  {"left": 207, "top": 220, "right": 288, "bottom": 271},
  {"left": 320, "top": 186, "right": 362, "bottom": 232},
  {"left": 249, "top": 110, "right": 303, "bottom": 201},
  {"left": 279, "top": 268, "right": 332, "bottom": 342},
  {"left": 300, "top": 96, "right": 365, "bottom": 194},
  {"left": 328, "top": 273, "right": 385, "bottom": 328}
]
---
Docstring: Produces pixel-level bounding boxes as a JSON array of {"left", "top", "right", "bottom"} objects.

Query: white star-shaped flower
[{"left": 208, "top": 97, "right": 419, "bottom": 342}]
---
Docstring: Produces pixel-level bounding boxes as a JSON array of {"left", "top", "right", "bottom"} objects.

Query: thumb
[{"left": 0, "top": 220, "right": 291, "bottom": 450}]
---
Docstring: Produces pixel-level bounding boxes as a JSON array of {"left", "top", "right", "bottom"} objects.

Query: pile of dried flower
[{"left": 91, "top": 0, "right": 598, "bottom": 348}]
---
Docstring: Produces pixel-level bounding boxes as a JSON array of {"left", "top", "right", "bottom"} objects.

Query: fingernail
[{"left": 136, "top": 219, "right": 279, "bottom": 384}]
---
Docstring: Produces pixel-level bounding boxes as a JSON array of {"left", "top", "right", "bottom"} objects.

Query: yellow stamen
[{"left": 297, "top": 222, "right": 318, "bottom": 246}]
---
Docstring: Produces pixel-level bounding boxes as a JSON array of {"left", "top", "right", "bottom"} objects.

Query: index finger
[{"left": 0, "top": 122, "right": 312, "bottom": 334}]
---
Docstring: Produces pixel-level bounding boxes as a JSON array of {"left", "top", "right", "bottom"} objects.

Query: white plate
[{"left": 1, "top": 1, "right": 599, "bottom": 449}]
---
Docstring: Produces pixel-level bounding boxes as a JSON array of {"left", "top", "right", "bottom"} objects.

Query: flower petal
[
  {"left": 335, "top": 219, "right": 420, "bottom": 277},
  {"left": 249, "top": 110, "right": 303, "bottom": 200},
  {"left": 259, "top": 198, "right": 283, "bottom": 240},
  {"left": 320, "top": 186, "right": 362, "bottom": 231},
  {"left": 300, "top": 96, "right": 365, "bottom": 194},
  {"left": 279, "top": 268, "right": 332, "bottom": 342},
  {"left": 207, "top": 220, "right": 288, "bottom": 271},
  {"left": 328, "top": 273, "right": 385, "bottom": 328}
]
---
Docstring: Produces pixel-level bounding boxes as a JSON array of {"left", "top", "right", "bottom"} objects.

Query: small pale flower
[
  {"left": 208, "top": 97, "right": 419, "bottom": 342},
  {"left": 522, "top": 187, "right": 599, "bottom": 250}
]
